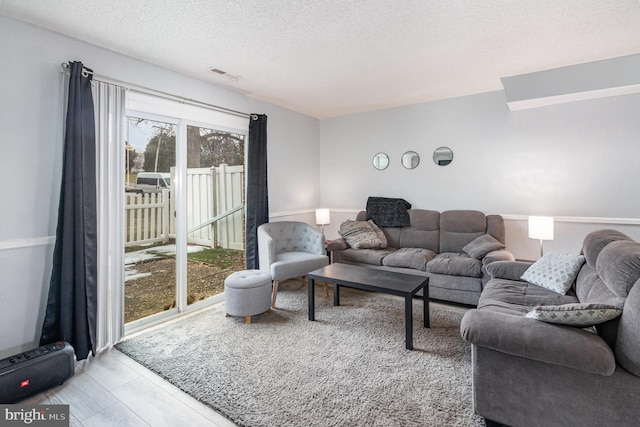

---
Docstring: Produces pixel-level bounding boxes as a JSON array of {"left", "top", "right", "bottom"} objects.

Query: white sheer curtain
[{"left": 93, "top": 81, "right": 126, "bottom": 352}]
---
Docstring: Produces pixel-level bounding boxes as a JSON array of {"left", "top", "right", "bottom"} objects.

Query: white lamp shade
[
  {"left": 528, "top": 216, "right": 554, "bottom": 241},
  {"left": 316, "top": 208, "right": 331, "bottom": 226}
]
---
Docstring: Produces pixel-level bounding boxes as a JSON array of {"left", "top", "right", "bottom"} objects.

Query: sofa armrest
[
  {"left": 484, "top": 260, "right": 532, "bottom": 280},
  {"left": 481, "top": 249, "right": 515, "bottom": 266},
  {"left": 460, "top": 309, "right": 616, "bottom": 376},
  {"left": 326, "top": 238, "right": 349, "bottom": 251}
]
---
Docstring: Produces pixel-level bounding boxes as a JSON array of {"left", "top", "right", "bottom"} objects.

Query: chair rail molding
[
  {"left": 501, "top": 214, "right": 640, "bottom": 225},
  {"left": 0, "top": 236, "right": 56, "bottom": 251}
]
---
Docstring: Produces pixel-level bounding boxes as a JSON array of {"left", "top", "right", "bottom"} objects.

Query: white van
[{"left": 128, "top": 172, "right": 171, "bottom": 194}]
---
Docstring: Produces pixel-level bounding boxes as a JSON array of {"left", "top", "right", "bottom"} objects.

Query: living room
[{"left": 2, "top": 1, "right": 640, "bottom": 426}]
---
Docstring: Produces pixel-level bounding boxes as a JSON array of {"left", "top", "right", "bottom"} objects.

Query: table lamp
[
  {"left": 528, "top": 216, "right": 554, "bottom": 257},
  {"left": 315, "top": 209, "right": 330, "bottom": 233}
]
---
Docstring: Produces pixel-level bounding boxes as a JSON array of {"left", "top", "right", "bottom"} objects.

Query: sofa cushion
[
  {"left": 521, "top": 253, "right": 585, "bottom": 295},
  {"left": 582, "top": 229, "right": 632, "bottom": 269},
  {"left": 575, "top": 264, "right": 625, "bottom": 308},
  {"left": 439, "top": 210, "right": 487, "bottom": 253},
  {"left": 339, "top": 220, "right": 387, "bottom": 249},
  {"left": 341, "top": 248, "right": 396, "bottom": 265},
  {"left": 479, "top": 280, "right": 579, "bottom": 315},
  {"left": 463, "top": 234, "right": 506, "bottom": 259},
  {"left": 397, "top": 210, "right": 440, "bottom": 251},
  {"left": 426, "top": 253, "right": 482, "bottom": 278},
  {"left": 596, "top": 240, "right": 640, "bottom": 298},
  {"left": 486, "top": 214, "right": 506, "bottom": 245},
  {"left": 525, "top": 303, "right": 622, "bottom": 328},
  {"left": 575, "top": 264, "right": 626, "bottom": 348},
  {"left": 616, "top": 281, "right": 640, "bottom": 377},
  {"left": 382, "top": 247, "right": 436, "bottom": 271}
]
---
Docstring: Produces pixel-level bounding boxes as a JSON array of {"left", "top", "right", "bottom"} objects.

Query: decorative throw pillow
[
  {"left": 462, "top": 234, "right": 506, "bottom": 259},
  {"left": 525, "top": 303, "right": 622, "bottom": 328},
  {"left": 521, "top": 253, "right": 585, "bottom": 295},
  {"left": 367, "top": 220, "right": 388, "bottom": 248},
  {"left": 339, "top": 220, "right": 387, "bottom": 250}
]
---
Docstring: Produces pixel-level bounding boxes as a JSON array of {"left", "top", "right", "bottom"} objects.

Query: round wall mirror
[
  {"left": 372, "top": 152, "right": 389, "bottom": 170},
  {"left": 433, "top": 146, "right": 453, "bottom": 166},
  {"left": 401, "top": 151, "right": 420, "bottom": 169}
]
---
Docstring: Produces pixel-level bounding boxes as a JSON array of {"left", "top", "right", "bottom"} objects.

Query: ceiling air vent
[{"left": 209, "top": 67, "right": 241, "bottom": 81}]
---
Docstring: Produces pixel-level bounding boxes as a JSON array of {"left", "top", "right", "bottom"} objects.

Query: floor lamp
[{"left": 528, "top": 216, "right": 554, "bottom": 257}]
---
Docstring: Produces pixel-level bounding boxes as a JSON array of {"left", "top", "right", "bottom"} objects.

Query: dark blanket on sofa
[{"left": 366, "top": 197, "right": 412, "bottom": 227}]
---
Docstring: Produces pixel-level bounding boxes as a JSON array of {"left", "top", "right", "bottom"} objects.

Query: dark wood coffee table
[{"left": 308, "top": 263, "right": 429, "bottom": 350}]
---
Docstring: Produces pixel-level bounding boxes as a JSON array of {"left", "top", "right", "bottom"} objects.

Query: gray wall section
[
  {"left": 250, "top": 101, "right": 321, "bottom": 211},
  {"left": 502, "top": 53, "right": 640, "bottom": 104},
  {"left": 0, "top": 16, "right": 320, "bottom": 357},
  {"left": 319, "top": 90, "right": 640, "bottom": 218},
  {"left": 0, "top": 245, "right": 54, "bottom": 349}
]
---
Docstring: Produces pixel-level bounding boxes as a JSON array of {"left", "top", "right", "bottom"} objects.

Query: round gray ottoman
[{"left": 224, "top": 270, "right": 272, "bottom": 324}]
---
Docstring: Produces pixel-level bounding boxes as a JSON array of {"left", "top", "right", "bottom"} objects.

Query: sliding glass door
[
  {"left": 184, "top": 125, "right": 245, "bottom": 306},
  {"left": 122, "top": 94, "right": 248, "bottom": 332},
  {"left": 124, "top": 116, "right": 177, "bottom": 324}
]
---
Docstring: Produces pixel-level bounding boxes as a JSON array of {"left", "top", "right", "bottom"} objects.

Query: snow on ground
[{"left": 125, "top": 244, "right": 207, "bottom": 279}]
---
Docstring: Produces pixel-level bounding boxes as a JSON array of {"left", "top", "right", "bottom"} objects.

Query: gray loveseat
[
  {"left": 328, "top": 209, "right": 515, "bottom": 305},
  {"left": 461, "top": 229, "right": 640, "bottom": 427}
]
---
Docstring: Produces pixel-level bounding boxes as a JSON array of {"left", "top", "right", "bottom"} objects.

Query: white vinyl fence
[
  {"left": 125, "top": 190, "right": 170, "bottom": 247},
  {"left": 184, "top": 165, "right": 245, "bottom": 250},
  {"left": 125, "top": 165, "right": 244, "bottom": 249}
]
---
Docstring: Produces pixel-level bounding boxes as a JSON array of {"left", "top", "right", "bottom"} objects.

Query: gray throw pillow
[
  {"left": 521, "top": 253, "right": 585, "bottom": 295},
  {"left": 462, "top": 234, "right": 505, "bottom": 259},
  {"left": 339, "top": 220, "right": 387, "bottom": 250},
  {"left": 525, "top": 303, "right": 622, "bottom": 328}
]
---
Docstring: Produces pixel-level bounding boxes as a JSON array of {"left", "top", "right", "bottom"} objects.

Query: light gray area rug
[{"left": 116, "top": 281, "right": 484, "bottom": 427}]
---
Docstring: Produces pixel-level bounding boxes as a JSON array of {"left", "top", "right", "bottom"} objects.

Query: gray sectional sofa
[
  {"left": 328, "top": 209, "right": 515, "bottom": 305},
  {"left": 461, "top": 229, "right": 640, "bottom": 427}
]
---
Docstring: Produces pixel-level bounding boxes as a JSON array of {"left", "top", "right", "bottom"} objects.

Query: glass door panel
[
  {"left": 124, "top": 117, "right": 177, "bottom": 323},
  {"left": 185, "top": 125, "right": 246, "bottom": 305}
]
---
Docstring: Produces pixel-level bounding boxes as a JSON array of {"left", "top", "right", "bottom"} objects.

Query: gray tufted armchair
[{"left": 258, "top": 221, "right": 329, "bottom": 307}]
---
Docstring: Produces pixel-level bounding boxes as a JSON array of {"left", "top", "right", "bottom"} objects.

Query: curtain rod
[{"left": 60, "top": 62, "right": 256, "bottom": 120}]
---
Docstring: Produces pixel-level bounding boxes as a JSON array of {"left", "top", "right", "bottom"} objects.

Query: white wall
[
  {"left": 319, "top": 89, "right": 640, "bottom": 256},
  {"left": 0, "top": 16, "right": 320, "bottom": 358}
]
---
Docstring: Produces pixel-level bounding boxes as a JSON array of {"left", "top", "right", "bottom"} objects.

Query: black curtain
[
  {"left": 41, "top": 61, "right": 97, "bottom": 360},
  {"left": 245, "top": 114, "right": 268, "bottom": 269}
]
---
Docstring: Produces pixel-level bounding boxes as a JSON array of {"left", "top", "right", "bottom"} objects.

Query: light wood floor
[{"left": 23, "top": 347, "right": 238, "bottom": 427}]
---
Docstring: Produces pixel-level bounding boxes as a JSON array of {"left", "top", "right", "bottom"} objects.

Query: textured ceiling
[{"left": 2, "top": 0, "right": 640, "bottom": 119}]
